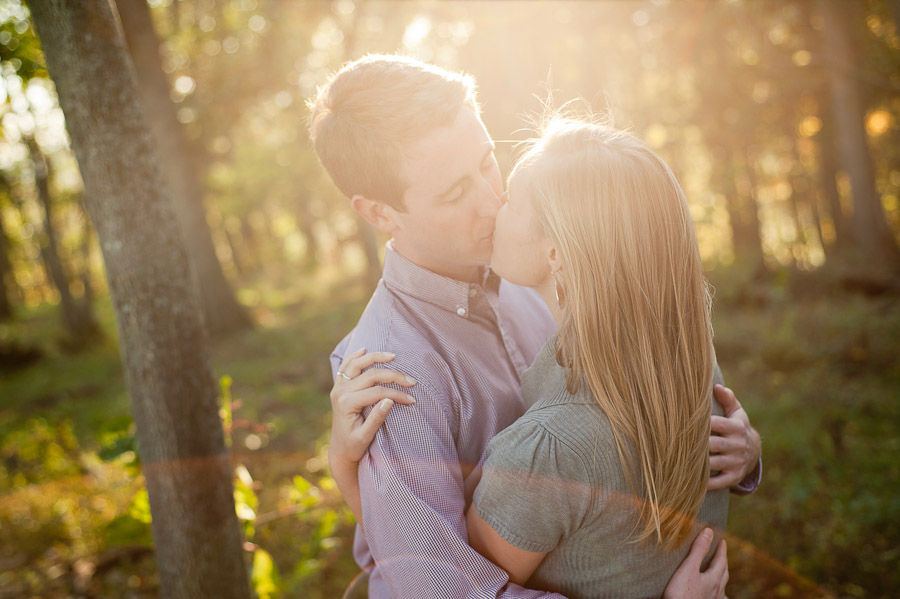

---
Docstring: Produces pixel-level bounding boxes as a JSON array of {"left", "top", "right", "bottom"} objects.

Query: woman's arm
[{"left": 466, "top": 505, "right": 547, "bottom": 586}]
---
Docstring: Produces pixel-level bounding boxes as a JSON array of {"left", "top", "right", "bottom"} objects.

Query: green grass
[
  {"left": 709, "top": 273, "right": 900, "bottom": 599},
  {"left": 1, "top": 264, "right": 898, "bottom": 598},
  {"left": 0, "top": 265, "right": 374, "bottom": 599}
]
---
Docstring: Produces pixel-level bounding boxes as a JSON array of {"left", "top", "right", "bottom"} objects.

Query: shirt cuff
[{"left": 730, "top": 458, "right": 762, "bottom": 495}]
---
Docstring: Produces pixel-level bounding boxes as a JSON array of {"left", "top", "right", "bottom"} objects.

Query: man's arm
[
  {"left": 354, "top": 367, "right": 567, "bottom": 598},
  {"left": 329, "top": 372, "right": 734, "bottom": 599},
  {"left": 328, "top": 348, "right": 417, "bottom": 525},
  {"left": 709, "top": 384, "right": 762, "bottom": 492},
  {"left": 663, "top": 529, "right": 729, "bottom": 599}
]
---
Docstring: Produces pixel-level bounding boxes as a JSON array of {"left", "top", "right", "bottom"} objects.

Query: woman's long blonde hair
[{"left": 513, "top": 115, "right": 714, "bottom": 551}]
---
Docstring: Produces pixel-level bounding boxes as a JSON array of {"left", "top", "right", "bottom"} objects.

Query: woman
[
  {"left": 334, "top": 113, "right": 730, "bottom": 598},
  {"left": 463, "top": 116, "right": 728, "bottom": 598}
]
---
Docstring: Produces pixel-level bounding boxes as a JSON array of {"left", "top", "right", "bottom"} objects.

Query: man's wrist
[{"left": 732, "top": 458, "right": 762, "bottom": 495}]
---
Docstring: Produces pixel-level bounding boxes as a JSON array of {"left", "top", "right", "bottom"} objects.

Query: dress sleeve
[
  {"left": 472, "top": 415, "right": 593, "bottom": 553},
  {"left": 358, "top": 376, "right": 568, "bottom": 598}
]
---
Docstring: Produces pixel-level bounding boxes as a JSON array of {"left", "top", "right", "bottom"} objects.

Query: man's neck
[{"left": 389, "top": 239, "right": 483, "bottom": 283}]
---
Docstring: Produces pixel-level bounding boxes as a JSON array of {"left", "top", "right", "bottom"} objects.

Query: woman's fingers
[
  {"left": 342, "top": 350, "right": 396, "bottom": 379},
  {"left": 337, "top": 386, "right": 415, "bottom": 415},
  {"left": 351, "top": 367, "right": 417, "bottom": 390},
  {"left": 336, "top": 347, "right": 367, "bottom": 379},
  {"left": 354, "top": 398, "right": 395, "bottom": 443}
]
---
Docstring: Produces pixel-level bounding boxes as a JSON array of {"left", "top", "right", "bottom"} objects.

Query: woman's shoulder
[{"left": 489, "top": 397, "right": 619, "bottom": 482}]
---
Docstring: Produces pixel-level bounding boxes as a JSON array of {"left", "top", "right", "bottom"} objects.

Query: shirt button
[
  {"left": 456, "top": 307, "right": 466, "bottom": 317},
  {"left": 469, "top": 288, "right": 477, "bottom": 297}
]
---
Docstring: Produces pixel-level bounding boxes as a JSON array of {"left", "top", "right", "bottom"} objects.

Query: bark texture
[
  {"left": 116, "top": 0, "right": 252, "bottom": 337},
  {"left": 0, "top": 198, "right": 14, "bottom": 320},
  {"left": 27, "top": 2, "right": 251, "bottom": 598}
]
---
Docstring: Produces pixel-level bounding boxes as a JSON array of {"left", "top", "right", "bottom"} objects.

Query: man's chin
[{"left": 476, "top": 240, "right": 494, "bottom": 264}]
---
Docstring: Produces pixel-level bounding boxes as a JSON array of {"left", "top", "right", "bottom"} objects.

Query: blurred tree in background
[{"left": 1, "top": 0, "right": 898, "bottom": 598}]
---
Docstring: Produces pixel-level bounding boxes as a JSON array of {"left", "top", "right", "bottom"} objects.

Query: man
[{"left": 309, "top": 54, "right": 761, "bottom": 599}]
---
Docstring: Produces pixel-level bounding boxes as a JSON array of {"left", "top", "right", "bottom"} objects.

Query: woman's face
[{"left": 489, "top": 169, "right": 553, "bottom": 288}]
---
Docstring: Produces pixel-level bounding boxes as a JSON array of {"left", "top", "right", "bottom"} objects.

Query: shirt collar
[{"left": 381, "top": 242, "right": 498, "bottom": 319}]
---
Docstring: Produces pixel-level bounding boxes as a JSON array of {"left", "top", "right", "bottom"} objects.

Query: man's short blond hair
[{"left": 308, "top": 54, "right": 479, "bottom": 210}]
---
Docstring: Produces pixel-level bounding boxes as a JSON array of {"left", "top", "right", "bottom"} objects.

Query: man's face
[{"left": 387, "top": 106, "right": 503, "bottom": 282}]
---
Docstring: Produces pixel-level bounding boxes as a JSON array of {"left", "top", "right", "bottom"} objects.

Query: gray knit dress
[{"left": 472, "top": 338, "right": 729, "bottom": 599}]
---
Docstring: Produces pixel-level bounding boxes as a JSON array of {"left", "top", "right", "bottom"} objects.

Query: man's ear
[{"left": 351, "top": 195, "right": 399, "bottom": 234}]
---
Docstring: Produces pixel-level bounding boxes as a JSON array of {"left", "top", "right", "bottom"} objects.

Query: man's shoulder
[
  {"left": 331, "top": 285, "right": 454, "bottom": 392},
  {"left": 333, "top": 283, "right": 434, "bottom": 357}
]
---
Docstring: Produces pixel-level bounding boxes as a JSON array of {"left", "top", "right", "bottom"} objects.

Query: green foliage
[
  {"left": 0, "top": 417, "right": 82, "bottom": 492},
  {"left": 5, "top": 244, "right": 900, "bottom": 598},
  {"left": 0, "top": 6, "right": 45, "bottom": 81},
  {"left": 251, "top": 547, "right": 280, "bottom": 599},
  {"left": 710, "top": 272, "right": 900, "bottom": 598}
]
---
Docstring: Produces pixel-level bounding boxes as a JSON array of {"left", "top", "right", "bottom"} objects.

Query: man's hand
[
  {"left": 663, "top": 528, "right": 728, "bottom": 599},
  {"left": 709, "top": 384, "right": 762, "bottom": 491}
]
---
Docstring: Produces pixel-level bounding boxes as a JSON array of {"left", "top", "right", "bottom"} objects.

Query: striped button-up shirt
[{"left": 331, "top": 243, "right": 562, "bottom": 598}]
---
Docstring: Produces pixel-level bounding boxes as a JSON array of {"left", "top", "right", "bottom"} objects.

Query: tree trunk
[
  {"left": 27, "top": 3, "right": 252, "bottom": 599},
  {"left": 116, "top": 0, "right": 252, "bottom": 338},
  {"left": 815, "top": 110, "right": 854, "bottom": 256},
  {"left": 27, "top": 136, "right": 100, "bottom": 345},
  {"left": 720, "top": 148, "right": 765, "bottom": 268},
  {"left": 0, "top": 195, "right": 15, "bottom": 320},
  {"left": 76, "top": 197, "right": 98, "bottom": 313},
  {"left": 820, "top": 0, "right": 900, "bottom": 273}
]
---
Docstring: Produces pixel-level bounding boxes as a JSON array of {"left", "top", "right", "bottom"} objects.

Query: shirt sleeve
[
  {"left": 358, "top": 377, "right": 568, "bottom": 599},
  {"left": 473, "top": 416, "right": 593, "bottom": 554}
]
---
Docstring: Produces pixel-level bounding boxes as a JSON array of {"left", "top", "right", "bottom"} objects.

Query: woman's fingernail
[
  {"left": 406, "top": 376, "right": 416, "bottom": 384},
  {"left": 380, "top": 399, "right": 394, "bottom": 412},
  {"left": 406, "top": 394, "right": 416, "bottom": 403},
  {"left": 385, "top": 352, "right": 395, "bottom": 358}
]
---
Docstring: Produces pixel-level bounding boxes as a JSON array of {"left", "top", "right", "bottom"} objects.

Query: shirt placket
[{"left": 470, "top": 280, "right": 529, "bottom": 380}]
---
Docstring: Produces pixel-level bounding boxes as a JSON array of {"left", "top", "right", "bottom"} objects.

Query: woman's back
[{"left": 473, "top": 339, "right": 729, "bottom": 599}]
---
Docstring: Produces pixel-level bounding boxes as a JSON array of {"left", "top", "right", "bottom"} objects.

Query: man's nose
[{"left": 475, "top": 178, "right": 502, "bottom": 217}]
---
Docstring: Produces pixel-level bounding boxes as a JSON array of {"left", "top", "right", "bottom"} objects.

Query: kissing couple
[{"left": 311, "top": 54, "right": 762, "bottom": 599}]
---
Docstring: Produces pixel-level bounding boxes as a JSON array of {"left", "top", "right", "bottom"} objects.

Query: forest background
[{"left": 1, "top": 1, "right": 898, "bottom": 598}]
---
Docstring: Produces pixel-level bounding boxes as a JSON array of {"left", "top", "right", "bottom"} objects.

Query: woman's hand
[
  {"left": 328, "top": 348, "right": 416, "bottom": 526},
  {"left": 663, "top": 528, "right": 728, "bottom": 599},
  {"left": 330, "top": 348, "right": 417, "bottom": 465}
]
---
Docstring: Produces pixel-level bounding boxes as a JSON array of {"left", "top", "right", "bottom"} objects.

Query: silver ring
[{"left": 336, "top": 370, "right": 352, "bottom": 381}]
